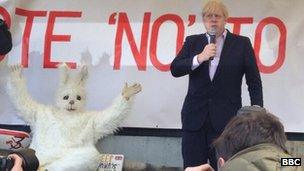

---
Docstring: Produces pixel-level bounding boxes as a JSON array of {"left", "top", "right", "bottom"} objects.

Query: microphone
[{"left": 208, "top": 27, "right": 217, "bottom": 60}]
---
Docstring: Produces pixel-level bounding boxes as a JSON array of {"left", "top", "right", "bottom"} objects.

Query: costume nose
[{"left": 69, "top": 100, "right": 75, "bottom": 105}]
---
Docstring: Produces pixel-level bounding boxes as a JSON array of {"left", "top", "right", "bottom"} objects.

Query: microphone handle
[{"left": 209, "top": 35, "right": 216, "bottom": 61}]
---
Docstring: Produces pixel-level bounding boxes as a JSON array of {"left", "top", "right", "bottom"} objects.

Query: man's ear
[{"left": 218, "top": 157, "right": 225, "bottom": 167}]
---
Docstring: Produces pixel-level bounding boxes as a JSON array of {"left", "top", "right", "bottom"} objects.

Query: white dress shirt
[{"left": 192, "top": 30, "right": 227, "bottom": 80}]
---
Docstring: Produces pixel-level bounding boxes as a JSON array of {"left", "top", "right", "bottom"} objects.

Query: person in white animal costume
[{"left": 6, "top": 64, "right": 142, "bottom": 171}]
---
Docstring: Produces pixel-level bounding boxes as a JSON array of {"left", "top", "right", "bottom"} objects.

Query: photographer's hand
[
  {"left": 8, "top": 154, "right": 23, "bottom": 171},
  {"left": 185, "top": 164, "right": 214, "bottom": 171}
]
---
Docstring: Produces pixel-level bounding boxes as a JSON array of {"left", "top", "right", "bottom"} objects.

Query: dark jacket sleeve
[
  {"left": 0, "top": 19, "right": 13, "bottom": 55},
  {"left": 170, "top": 36, "right": 195, "bottom": 77},
  {"left": 243, "top": 37, "right": 263, "bottom": 107}
]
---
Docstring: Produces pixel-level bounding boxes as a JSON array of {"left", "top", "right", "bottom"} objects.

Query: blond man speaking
[{"left": 170, "top": 0, "right": 263, "bottom": 169}]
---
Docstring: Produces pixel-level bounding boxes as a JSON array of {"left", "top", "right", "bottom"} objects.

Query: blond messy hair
[{"left": 202, "top": 0, "right": 229, "bottom": 19}]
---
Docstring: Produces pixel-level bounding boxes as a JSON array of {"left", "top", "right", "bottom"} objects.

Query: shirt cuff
[{"left": 191, "top": 55, "right": 200, "bottom": 70}]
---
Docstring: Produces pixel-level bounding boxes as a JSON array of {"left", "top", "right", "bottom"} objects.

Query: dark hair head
[{"left": 213, "top": 106, "right": 287, "bottom": 160}]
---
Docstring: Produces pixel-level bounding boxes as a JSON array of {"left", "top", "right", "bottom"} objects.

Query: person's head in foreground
[
  {"left": 214, "top": 106, "right": 288, "bottom": 160},
  {"left": 186, "top": 106, "right": 303, "bottom": 171}
]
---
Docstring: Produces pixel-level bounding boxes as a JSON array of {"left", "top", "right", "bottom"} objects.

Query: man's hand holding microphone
[
  {"left": 197, "top": 43, "right": 216, "bottom": 63},
  {"left": 197, "top": 27, "right": 217, "bottom": 64}
]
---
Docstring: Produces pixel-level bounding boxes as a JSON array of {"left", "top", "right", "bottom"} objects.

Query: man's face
[{"left": 203, "top": 11, "right": 227, "bottom": 37}]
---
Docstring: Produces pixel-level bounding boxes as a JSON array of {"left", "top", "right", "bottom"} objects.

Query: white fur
[{"left": 6, "top": 65, "right": 134, "bottom": 171}]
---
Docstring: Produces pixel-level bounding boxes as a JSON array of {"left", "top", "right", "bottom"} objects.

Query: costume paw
[
  {"left": 9, "top": 64, "right": 24, "bottom": 82},
  {"left": 122, "top": 83, "right": 142, "bottom": 100}
]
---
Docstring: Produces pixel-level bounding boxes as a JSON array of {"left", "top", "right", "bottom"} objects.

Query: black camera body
[{"left": 0, "top": 156, "right": 14, "bottom": 171}]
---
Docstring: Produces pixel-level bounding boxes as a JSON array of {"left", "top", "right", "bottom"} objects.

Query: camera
[
  {"left": 0, "top": 155, "right": 14, "bottom": 171},
  {"left": 0, "top": 149, "right": 39, "bottom": 171}
]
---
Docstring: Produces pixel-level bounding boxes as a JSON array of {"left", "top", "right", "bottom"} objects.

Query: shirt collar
[{"left": 206, "top": 29, "right": 227, "bottom": 40}]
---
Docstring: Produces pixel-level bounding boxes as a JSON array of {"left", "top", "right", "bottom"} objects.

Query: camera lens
[{"left": 0, "top": 156, "right": 14, "bottom": 171}]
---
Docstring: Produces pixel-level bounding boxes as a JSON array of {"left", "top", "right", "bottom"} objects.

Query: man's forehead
[{"left": 203, "top": 10, "right": 223, "bottom": 15}]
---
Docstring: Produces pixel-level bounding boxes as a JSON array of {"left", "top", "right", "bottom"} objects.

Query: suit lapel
[
  {"left": 197, "top": 34, "right": 212, "bottom": 83},
  {"left": 196, "top": 34, "right": 208, "bottom": 54},
  {"left": 212, "top": 31, "right": 236, "bottom": 83}
]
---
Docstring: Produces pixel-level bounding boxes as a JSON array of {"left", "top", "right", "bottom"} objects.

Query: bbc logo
[{"left": 281, "top": 158, "right": 301, "bottom": 166}]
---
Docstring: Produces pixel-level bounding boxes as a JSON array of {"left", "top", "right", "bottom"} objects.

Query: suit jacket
[{"left": 170, "top": 30, "right": 263, "bottom": 131}]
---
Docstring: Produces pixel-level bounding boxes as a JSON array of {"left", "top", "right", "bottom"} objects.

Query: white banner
[{"left": 0, "top": 0, "right": 303, "bottom": 132}]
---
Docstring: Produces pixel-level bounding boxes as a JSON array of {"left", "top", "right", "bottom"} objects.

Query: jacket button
[{"left": 208, "top": 99, "right": 212, "bottom": 102}]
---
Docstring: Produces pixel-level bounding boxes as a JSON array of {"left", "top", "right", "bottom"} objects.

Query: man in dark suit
[
  {"left": 0, "top": 18, "right": 12, "bottom": 55},
  {"left": 170, "top": 0, "right": 263, "bottom": 170}
]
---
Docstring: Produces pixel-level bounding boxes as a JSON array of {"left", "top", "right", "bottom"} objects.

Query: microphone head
[
  {"left": 208, "top": 27, "right": 217, "bottom": 61},
  {"left": 208, "top": 27, "right": 217, "bottom": 44}
]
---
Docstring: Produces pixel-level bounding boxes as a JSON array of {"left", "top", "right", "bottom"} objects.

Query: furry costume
[{"left": 6, "top": 65, "right": 141, "bottom": 171}]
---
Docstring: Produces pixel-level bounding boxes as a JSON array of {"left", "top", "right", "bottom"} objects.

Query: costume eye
[
  {"left": 63, "top": 95, "right": 69, "bottom": 100},
  {"left": 77, "top": 95, "right": 81, "bottom": 101}
]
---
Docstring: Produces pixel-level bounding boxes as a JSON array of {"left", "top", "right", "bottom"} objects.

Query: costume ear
[
  {"left": 58, "top": 63, "right": 70, "bottom": 86},
  {"left": 77, "top": 65, "right": 88, "bottom": 85}
]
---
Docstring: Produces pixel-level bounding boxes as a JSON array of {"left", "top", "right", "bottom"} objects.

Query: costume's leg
[{"left": 45, "top": 147, "right": 100, "bottom": 171}]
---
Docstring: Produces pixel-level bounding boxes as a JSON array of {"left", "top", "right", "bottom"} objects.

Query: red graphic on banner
[
  {"left": 150, "top": 14, "right": 184, "bottom": 71},
  {"left": 1, "top": 6, "right": 287, "bottom": 73},
  {"left": 6, "top": 137, "right": 25, "bottom": 149},
  {"left": 254, "top": 17, "right": 287, "bottom": 73},
  {"left": 44, "top": 11, "right": 82, "bottom": 68},
  {"left": 109, "top": 12, "right": 186, "bottom": 72},
  {"left": 228, "top": 17, "right": 253, "bottom": 35},
  {"left": 15, "top": 8, "right": 47, "bottom": 67},
  {"left": 109, "top": 12, "right": 150, "bottom": 71}
]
